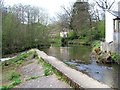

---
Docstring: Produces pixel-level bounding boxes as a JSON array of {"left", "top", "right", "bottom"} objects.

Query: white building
[
  {"left": 101, "top": 2, "right": 120, "bottom": 53},
  {"left": 60, "top": 31, "right": 68, "bottom": 38},
  {"left": 105, "top": 10, "right": 120, "bottom": 43}
]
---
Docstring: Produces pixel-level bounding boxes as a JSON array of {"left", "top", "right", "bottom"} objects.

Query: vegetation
[
  {"left": 2, "top": 3, "right": 50, "bottom": 55},
  {"left": 92, "top": 40, "right": 101, "bottom": 52},
  {"left": 37, "top": 57, "right": 68, "bottom": 82},
  {"left": 26, "top": 76, "right": 40, "bottom": 81},
  {"left": 1, "top": 70, "right": 21, "bottom": 90},
  {"left": 111, "top": 53, "right": 120, "bottom": 64},
  {"left": 1, "top": 50, "right": 34, "bottom": 68},
  {"left": 92, "top": 41, "right": 120, "bottom": 64},
  {"left": 1, "top": 50, "right": 36, "bottom": 89}
]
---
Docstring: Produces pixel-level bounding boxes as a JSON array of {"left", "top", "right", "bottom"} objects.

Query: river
[{"left": 42, "top": 45, "right": 119, "bottom": 88}]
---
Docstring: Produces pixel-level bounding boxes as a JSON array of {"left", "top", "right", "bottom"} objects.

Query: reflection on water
[
  {"left": 43, "top": 46, "right": 91, "bottom": 63},
  {"left": 42, "top": 46, "right": 119, "bottom": 88}
]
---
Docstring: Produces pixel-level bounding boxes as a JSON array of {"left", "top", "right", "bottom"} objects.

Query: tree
[
  {"left": 95, "top": 0, "right": 115, "bottom": 11},
  {"left": 70, "top": 1, "right": 90, "bottom": 37},
  {"left": 2, "top": 4, "right": 50, "bottom": 55}
]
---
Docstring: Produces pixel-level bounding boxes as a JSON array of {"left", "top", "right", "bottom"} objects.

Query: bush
[{"left": 68, "top": 31, "right": 77, "bottom": 40}]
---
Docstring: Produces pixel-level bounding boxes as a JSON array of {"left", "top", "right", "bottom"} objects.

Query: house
[
  {"left": 60, "top": 28, "right": 69, "bottom": 38},
  {"left": 101, "top": 1, "right": 120, "bottom": 53}
]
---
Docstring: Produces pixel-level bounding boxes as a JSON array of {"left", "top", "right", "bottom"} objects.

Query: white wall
[{"left": 105, "top": 11, "right": 116, "bottom": 43}]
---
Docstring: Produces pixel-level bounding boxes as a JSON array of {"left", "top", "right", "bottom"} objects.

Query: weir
[{"left": 35, "top": 49, "right": 112, "bottom": 89}]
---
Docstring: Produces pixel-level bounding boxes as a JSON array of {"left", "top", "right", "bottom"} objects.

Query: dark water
[{"left": 42, "top": 45, "right": 119, "bottom": 88}]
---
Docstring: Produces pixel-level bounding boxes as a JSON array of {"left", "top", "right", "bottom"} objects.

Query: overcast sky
[
  {"left": 4, "top": 0, "right": 76, "bottom": 18},
  {"left": 4, "top": 0, "right": 119, "bottom": 18}
]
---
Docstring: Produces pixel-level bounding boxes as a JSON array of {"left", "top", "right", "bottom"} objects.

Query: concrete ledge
[{"left": 35, "top": 49, "right": 112, "bottom": 89}]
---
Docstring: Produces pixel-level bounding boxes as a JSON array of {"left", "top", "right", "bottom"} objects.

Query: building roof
[{"left": 108, "top": 10, "right": 120, "bottom": 18}]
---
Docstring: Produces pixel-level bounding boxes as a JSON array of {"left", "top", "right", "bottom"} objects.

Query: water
[{"left": 42, "top": 45, "right": 119, "bottom": 88}]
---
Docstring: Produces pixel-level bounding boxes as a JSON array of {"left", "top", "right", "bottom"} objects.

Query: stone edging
[{"left": 34, "top": 49, "right": 112, "bottom": 89}]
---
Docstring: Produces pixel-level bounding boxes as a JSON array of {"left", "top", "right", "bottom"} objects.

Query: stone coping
[{"left": 35, "top": 49, "right": 112, "bottom": 89}]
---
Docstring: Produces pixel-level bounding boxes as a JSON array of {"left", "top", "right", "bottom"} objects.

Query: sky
[
  {"left": 3, "top": 0, "right": 76, "bottom": 18},
  {"left": 3, "top": 0, "right": 120, "bottom": 19}
]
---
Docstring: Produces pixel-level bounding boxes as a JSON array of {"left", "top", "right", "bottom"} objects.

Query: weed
[
  {"left": 26, "top": 76, "right": 39, "bottom": 81},
  {"left": 10, "top": 78, "right": 21, "bottom": 86},
  {"left": 44, "top": 63, "right": 53, "bottom": 76},
  {"left": 9, "top": 70, "right": 20, "bottom": 81}
]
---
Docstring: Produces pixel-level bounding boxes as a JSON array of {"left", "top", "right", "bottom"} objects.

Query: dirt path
[{"left": 16, "top": 59, "right": 71, "bottom": 88}]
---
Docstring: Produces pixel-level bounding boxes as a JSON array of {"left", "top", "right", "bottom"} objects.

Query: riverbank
[{"left": 92, "top": 41, "right": 120, "bottom": 64}]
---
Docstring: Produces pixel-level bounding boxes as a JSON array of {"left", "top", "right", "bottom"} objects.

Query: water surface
[{"left": 42, "top": 45, "right": 119, "bottom": 88}]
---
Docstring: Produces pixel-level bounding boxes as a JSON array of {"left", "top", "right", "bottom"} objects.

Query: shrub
[{"left": 68, "top": 31, "right": 77, "bottom": 40}]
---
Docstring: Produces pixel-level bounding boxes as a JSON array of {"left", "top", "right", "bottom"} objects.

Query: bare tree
[{"left": 95, "top": 0, "right": 115, "bottom": 11}]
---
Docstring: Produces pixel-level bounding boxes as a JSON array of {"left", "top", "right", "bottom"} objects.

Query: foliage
[
  {"left": 9, "top": 70, "right": 20, "bottom": 81},
  {"left": 2, "top": 51, "right": 34, "bottom": 68},
  {"left": 70, "top": 1, "right": 90, "bottom": 37},
  {"left": 10, "top": 78, "right": 21, "bottom": 86},
  {"left": 92, "top": 40, "right": 101, "bottom": 53},
  {"left": 111, "top": 53, "right": 120, "bottom": 64},
  {"left": 2, "top": 4, "right": 50, "bottom": 55},
  {"left": 96, "top": 21, "right": 105, "bottom": 40},
  {"left": 26, "top": 76, "right": 39, "bottom": 81},
  {"left": 0, "top": 85, "right": 12, "bottom": 90},
  {"left": 92, "top": 40, "right": 100, "bottom": 48},
  {"left": 1, "top": 50, "right": 36, "bottom": 89},
  {"left": 43, "top": 63, "right": 53, "bottom": 76},
  {"left": 68, "top": 31, "right": 77, "bottom": 40}
]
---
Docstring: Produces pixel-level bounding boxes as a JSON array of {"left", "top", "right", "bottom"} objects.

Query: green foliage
[
  {"left": 44, "top": 63, "right": 53, "bottom": 76},
  {"left": 92, "top": 40, "right": 101, "bottom": 53},
  {"left": 97, "top": 21, "right": 105, "bottom": 40},
  {"left": 9, "top": 70, "right": 20, "bottom": 81},
  {"left": 2, "top": 4, "right": 50, "bottom": 55},
  {"left": 10, "top": 78, "right": 21, "bottom": 86},
  {"left": 111, "top": 53, "right": 120, "bottom": 63},
  {"left": 92, "top": 40, "right": 100, "bottom": 48},
  {"left": 26, "top": 76, "right": 39, "bottom": 81},
  {"left": 68, "top": 31, "right": 77, "bottom": 40},
  {"left": 0, "top": 85, "right": 12, "bottom": 90},
  {"left": 2, "top": 51, "right": 34, "bottom": 67}
]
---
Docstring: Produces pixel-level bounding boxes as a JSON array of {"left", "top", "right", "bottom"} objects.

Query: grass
[
  {"left": 9, "top": 70, "right": 21, "bottom": 81},
  {"left": 26, "top": 76, "right": 40, "bottom": 81},
  {"left": 49, "top": 37, "right": 61, "bottom": 47},
  {"left": 1, "top": 71, "right": 21, "bottom": 90},
  {"left": 2, "top": 50, "right": 35, "bottom": 68},
  {"left": 1, "top": 50, "right": 36, "bottom": 89},
  {"left": 37, "top": 58, "right": 69, "bottom": 83}
]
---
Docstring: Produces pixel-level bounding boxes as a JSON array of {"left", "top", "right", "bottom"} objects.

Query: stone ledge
[{"left": 34, "top": 49, "right": 112, "bottom": 89}]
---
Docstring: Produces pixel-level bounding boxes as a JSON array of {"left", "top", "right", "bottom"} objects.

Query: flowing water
[{"left": 42, "top": 45, "right": 119, "bottom": 88}]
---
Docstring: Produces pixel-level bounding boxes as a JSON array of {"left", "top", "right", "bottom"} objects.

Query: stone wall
[{"left": 101, "top": 42, "right": 120, "bottom": 53}]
